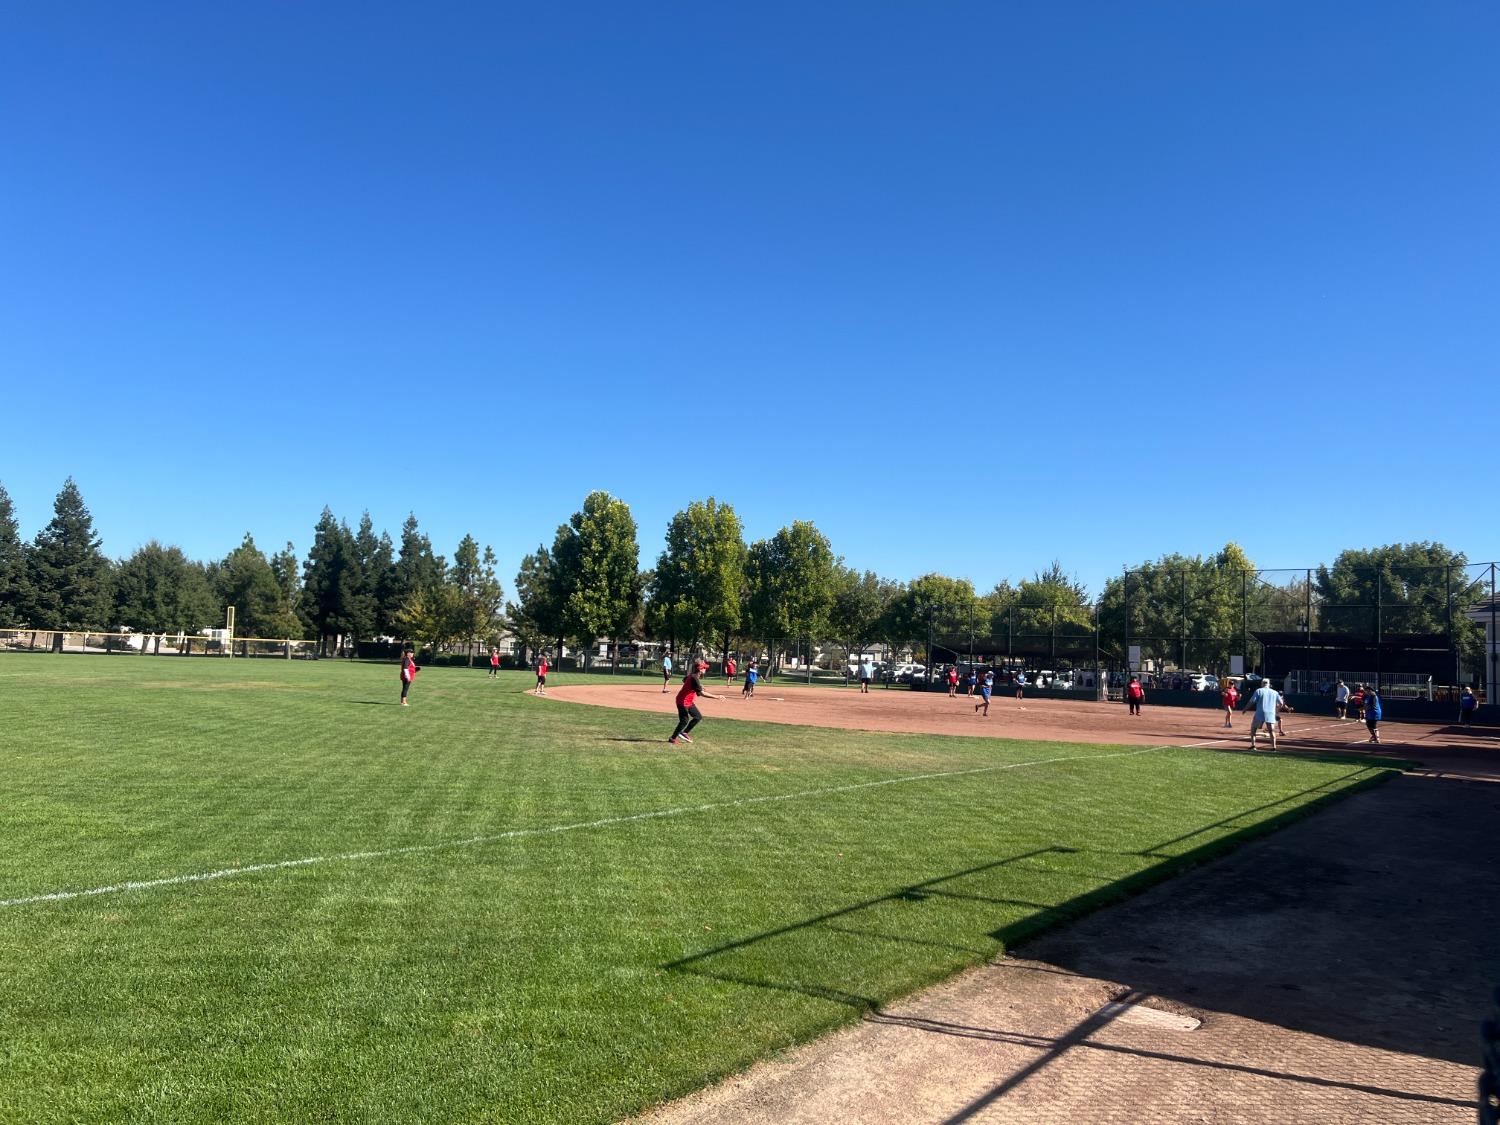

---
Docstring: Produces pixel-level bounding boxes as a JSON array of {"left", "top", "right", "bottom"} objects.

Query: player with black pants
[{"left": 669, "top": 667, "right": 721, "bottom": 744}]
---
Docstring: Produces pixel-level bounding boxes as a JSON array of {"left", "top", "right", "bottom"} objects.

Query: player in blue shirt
[
  {"left": 974, "top": 669, "right": 995, "bottom": 718},
  {"left": 742, "top": 664, "right": 758, "bottom": 699},
  {"left": 1363, "top": 684, "right": 1382, "bottom": 743}
]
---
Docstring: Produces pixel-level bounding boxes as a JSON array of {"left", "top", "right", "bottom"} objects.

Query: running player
[
  {"left": 975, "top": 669, "right": 994, "bottom": 717},
  {"left": 669, "top": 663, "right": 722, "bottom": 744}
]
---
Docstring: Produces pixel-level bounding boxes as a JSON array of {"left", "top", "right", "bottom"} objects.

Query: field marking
[{"left": 0, "top": 725, "right": 1354, "bottom": 909}]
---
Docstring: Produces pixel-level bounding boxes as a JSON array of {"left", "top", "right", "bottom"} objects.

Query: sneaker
[
  {"left": 667, "top": 737, "right": 680, "bottom": 745},
  {"left": 679, "top": 734, "right": 694, "bottom": 744}
]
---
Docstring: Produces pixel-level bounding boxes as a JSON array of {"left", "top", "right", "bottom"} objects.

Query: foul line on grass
[{"left": 0, "top": 727, "right": 1328, "bottom": 909}]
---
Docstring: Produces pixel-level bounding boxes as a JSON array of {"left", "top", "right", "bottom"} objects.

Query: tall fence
[{"left": 917, "top": 560, "right": 1498, "bottom": 699}]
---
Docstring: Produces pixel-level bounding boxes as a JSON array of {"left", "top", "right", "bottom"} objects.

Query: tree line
[
  {"left": 0, "top": 478, "right": 1486, "bottom": 670},
  {"left": 0, "top": 479, "right": 503, "bottom": 656}
]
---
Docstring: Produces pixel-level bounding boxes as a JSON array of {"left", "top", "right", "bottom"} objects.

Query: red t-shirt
[
  {"left": 1127, "top": 681, "right": 1144, "bottom": 700},
  {"left": 948, "top": 669, "right": 958, "bottom": 684},
  {"left": 490, "top": 652, "right": 500, "bottom": 667},
  {"left": 537, "top": 660, "right": 548, "bottom": 677},
  {"left": 727, "top": 659, "right": 736, "bottom": 675},
  {"left": 1222, "top": 687, "right": 1238, "bottom": 708},
  {"left": 676, "top": 674, "right": 703, "bottom": 708}
]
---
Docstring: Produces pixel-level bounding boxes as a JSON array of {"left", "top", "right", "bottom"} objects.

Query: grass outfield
[{"left": 0, "top": 657, "right": 1398, "bottom": 1123}]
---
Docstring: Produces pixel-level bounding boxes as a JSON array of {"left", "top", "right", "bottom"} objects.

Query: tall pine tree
[
  {"left": 28, "top": 478, "right": 112, "bottom": 629},
  {"left": 0, "top": 482, "right": 30, "bottom": 627},
  {"left": 302, "top": 508, "right": 359, "bottom": 654}
]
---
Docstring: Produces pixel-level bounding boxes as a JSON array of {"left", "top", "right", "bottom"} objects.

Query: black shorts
[
  {"left": 536, "top": 674, "right": 547, "bottom": 685},
  {"left": 1365, "top": 716, "right": 1379, "bottom": 731}
]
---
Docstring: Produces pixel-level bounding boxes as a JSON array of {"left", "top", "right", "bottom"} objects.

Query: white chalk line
[{"left": 0, "top": 725, "right": 1363, "bottom": 909}]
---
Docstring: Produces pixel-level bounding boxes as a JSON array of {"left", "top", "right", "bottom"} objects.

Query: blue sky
[{"left": 2, "top": 2, "right": 1496, "bottom": 597}]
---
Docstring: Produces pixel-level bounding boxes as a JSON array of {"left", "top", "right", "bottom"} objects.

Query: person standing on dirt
[
  {"left": 859, "top": 657, "right": 876, "bottom": 694},
  {"left": 1221, "top": 681, "right": 1239, "bottom": 728},
  {"left": 946, "top": 666, "right": 959, "bottom": 697},
  {"left": 1363, "top": 684, "right": 1383, "bottom": 744},
  {"left": 1125, "top": 675, "right": 1145, "bottom": 716},
  {"left": 1014, "top": 670, "right": 1028, "bottom": 700},
  {"left": 1460, "top": 685, "right": 1478, "bottom": 725},
  {"left": 1245, "top": 679, "right": 1281, "bottom": 751},
  {"left": 1334, "top": 679, "right": 1350, "bottom": 720},
  {"left": 975, "top": 669, "right": 994, "bottom": 718},
  {"left": 660, "top": 651, "right": 673, "bottom": 693},
  {"left": 964, "top": 668, "right": 977, "bottom": 697}
]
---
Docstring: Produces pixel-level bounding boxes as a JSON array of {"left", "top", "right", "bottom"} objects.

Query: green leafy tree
[
  {"left": 744, "top": 522, "right": 838, "bottom": 676},
  {"left": 113, "top": 541, "right": 217, "bottom": 646},
  {"left": 507, "top": 544, "right": 565, "bottom": 660},
  {"left": 0, "top": 482, "right": 30, "bottom": 627},
  {"left": 829, "top": 568, "right": 901, "bottom": 665},
  {"left": 395, "top": 582, "right": 466, "bottom": 658},
  {"left": 881, "top": 573, "right": 978, "bottom": 668},
  {"left": 551, "top": 492, "right": 639, "bottom": 670},
  {"left": 348, "top": 513, "right": 390, "bottom": 646},
  {"left": 648, "top": 499, "right": 746, "bottom": 655},
  {"left": 1316, "top": 542, "right": 1484, "bottom": 667},
  {"left": 27, "top": 477, "right": 113, "bottom": 629},
  {"left": 1098, "top": 543, "right": 1256, "bottom": 670}
]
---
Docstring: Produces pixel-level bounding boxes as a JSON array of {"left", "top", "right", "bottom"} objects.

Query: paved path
[{"left": 635, "top": 774, "right": 1496, "bottom": 1123}]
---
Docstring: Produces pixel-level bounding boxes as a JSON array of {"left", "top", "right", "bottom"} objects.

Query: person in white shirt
[
  {"left": 1245, "top": 681, "right": 1282, "bottom": 751},
  {"left": 1334, "top": 680, "right": 1350, "bottom": 720}
]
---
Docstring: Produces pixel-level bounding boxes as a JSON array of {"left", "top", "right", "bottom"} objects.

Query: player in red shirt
[
  {"left": 946, "top": 666, "right": 959, "bottom": 698},
  {"left": 669, "top": 666, "right": 722, "bottom": 744},
  {"left": 533, "top": 653, "right": 549, "bottom": 696},
  {"left": 1221, "top": 682, "right": 1238, "bottom": 728},
  {"left": 399, "top": 648, "right": 419, "bottom": 706},
  {"left": 1126, "top": 675, "right": 1145, "bottom": 716},
  {"left": 725, "top": 656, "right": 737, "bottom": 685},
  {"left": 489, "top": 647, "right": 500, "bottom": 679}
]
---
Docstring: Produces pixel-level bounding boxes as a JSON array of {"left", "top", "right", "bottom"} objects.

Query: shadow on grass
[{"left": 662, "top": 766, "right": 1407, "bottom": 1096}]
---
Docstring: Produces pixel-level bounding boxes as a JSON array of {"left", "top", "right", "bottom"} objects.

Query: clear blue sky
[{"left": 3, "top": 2, "right": 1496, "bottom": 597}]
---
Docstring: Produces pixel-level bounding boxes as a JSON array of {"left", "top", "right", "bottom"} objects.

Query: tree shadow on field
[{"left": 658, "top": 767, "right": 1498, "bottom": 1075}]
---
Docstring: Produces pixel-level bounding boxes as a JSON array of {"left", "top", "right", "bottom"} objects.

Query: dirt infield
[{"left": 546, "top": 681, "right": 1500, "bottom": 777}]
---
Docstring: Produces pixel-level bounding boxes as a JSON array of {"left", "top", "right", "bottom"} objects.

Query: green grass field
[{"left": 0, "top": 656, "right": 1397, "bottom": 1123}]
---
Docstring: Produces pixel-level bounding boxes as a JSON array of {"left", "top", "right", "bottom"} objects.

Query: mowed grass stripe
[{"left": 0, "top": 657, "right": 1396, "bottom": 1124}]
